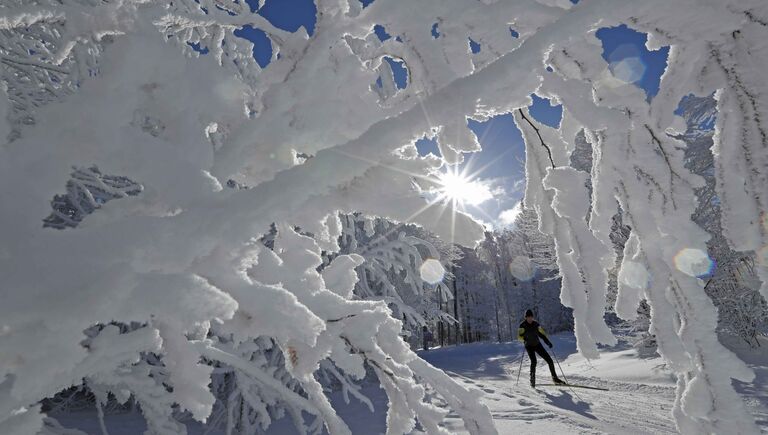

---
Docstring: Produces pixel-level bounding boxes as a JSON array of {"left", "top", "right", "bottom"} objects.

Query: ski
[{"left": 536, "top": 383, "right": 609, "bottom": 391}]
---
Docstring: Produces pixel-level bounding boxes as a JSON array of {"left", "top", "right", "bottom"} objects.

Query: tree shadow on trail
[
  {"left": 542, "top": 391, "right": 596, "bottom": 420},
  {"left": 418, "top": 342, "right": 524, "bottom": 380},
  {"left": 418, "top": 333, "right": 579, "bottom": 381}
]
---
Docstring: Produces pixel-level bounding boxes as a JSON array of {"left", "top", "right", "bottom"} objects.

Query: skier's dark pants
[{"left": 526, "top": 344, "right": 557, "bottom": 382}]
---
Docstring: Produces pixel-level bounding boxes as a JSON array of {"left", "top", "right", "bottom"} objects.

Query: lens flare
[
  {"left": 610, "top": 57, "right": 646, "bottom": 83},
  {"left": 757, "top": 246, "right": 768, "bottom": 267},
  {"left": 618, "top": 260, "right": 650, "bottom": 289},
  {"left": 420, "top": 259, "right": 446, "bottom": 284},
  {"left": 673, "top": 248, "right": 714, "bottom": 278},
  {"left": 509, "top": 255, "right": 535, "bottom": 281},
  {"left": 756, "top": 212, "right": 767, "bottom": 267},
  {"left": 606, "top": 43, "right": 646, "bottom": 83}
]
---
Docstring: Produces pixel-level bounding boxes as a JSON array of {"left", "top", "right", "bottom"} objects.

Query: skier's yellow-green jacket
[{"left": 517, "top": 320, "right": 552, "bottom": 348}]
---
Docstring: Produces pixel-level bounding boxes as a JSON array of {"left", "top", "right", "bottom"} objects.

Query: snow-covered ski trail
[
  {"left": 535, "top": 383, "right": 609, "bottom": 391},
  {"left": 420, "top": 337, "right": 680, "bottom": 434},
  {"left": 441, "top": 369, "right": 676, "bottom": 434}
]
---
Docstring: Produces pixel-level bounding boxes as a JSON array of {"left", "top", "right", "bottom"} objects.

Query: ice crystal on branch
[{"left": 43, "top": 166, "right": 143, "bottom": 229}]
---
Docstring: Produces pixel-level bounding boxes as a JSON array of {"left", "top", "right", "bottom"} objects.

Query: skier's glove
[{"left": 547, "top": 342, "right": 553, "bottom": 348}]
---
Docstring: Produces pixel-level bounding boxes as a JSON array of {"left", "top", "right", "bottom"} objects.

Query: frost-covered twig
[{"left": 518, "top": 108, "right": 555, "bottom": 168}]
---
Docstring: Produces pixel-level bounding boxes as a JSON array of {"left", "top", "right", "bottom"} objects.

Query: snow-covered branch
[{"left": 1, "top": 0, "right": 766, "bottom": 433}]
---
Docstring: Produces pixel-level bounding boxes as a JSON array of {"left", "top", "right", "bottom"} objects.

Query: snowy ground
[
  {"left": 56, "top": 333, "right": 767, "bottom": 434},
  {"left": 419, "top": 334, "right": 679, "bottom": 435},
  {"left": 418, "top": 333, "right": 768, "bottom": 434}
]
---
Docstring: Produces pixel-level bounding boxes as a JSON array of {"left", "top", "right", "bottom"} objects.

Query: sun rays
[
  {"left": 435, "top": 170, "right": 492, "bottom": 206},
  {"left": 380, "top": 158, "right": 497, "bottom": 246},
  {"left": 321, "top": 91, "right": 504, "bottom": 246}
]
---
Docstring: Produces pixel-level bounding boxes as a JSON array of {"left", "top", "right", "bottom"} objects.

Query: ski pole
[
  {"left": 551, "top": 348, "right": 583, "bottom": 401},
  {"left": 550, "top": 348, "right": 570, "bottom": 385},
  {"left": 515, "top": 350, "right": 525, "bottom": 386}
]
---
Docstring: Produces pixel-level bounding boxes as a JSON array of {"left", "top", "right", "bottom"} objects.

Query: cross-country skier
[{"left": 518, "top": 309, "right": 564, "bottom": 388}]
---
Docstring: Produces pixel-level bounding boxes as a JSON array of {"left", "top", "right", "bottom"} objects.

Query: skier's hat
[{"left": 525, "top": 309, "right": 534, "bottom": 318}]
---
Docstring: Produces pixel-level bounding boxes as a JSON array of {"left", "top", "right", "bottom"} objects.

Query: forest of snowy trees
[
  {"left": 334, "top": 210, "right": 570, "bottom": 350},
  {"left": 1, "top": 0, "right": 767, "bottom": 434}
]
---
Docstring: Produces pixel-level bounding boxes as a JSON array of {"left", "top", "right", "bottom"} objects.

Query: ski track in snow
[
  {"left": 419, "top": 334, "right": 768, "bottom": 435},
  {"left": 433, "top": 362, "right": 677, "bottom": 434},
  {"left": 414, "top": 335, "right": 681, "bottom": 434}
]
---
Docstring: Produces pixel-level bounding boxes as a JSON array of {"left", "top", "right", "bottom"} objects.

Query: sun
[{"left": 436, "top": 171, "right": 493, "bottom": 206}]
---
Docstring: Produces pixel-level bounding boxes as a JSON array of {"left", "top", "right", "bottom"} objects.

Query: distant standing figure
[
  {"left": 422, "top": 325, "right": 434, "bottom": 351},
  {"left": 517, "top": 309, "right": 564, "bottom": 387}
]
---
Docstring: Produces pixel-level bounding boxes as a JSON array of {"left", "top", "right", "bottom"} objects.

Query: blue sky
[
  {"left": 416, "top": 24, "right": 668, "bottom": 228},
  {"left": 210, "top": 0, "right": 670, "bottom": 229}
]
